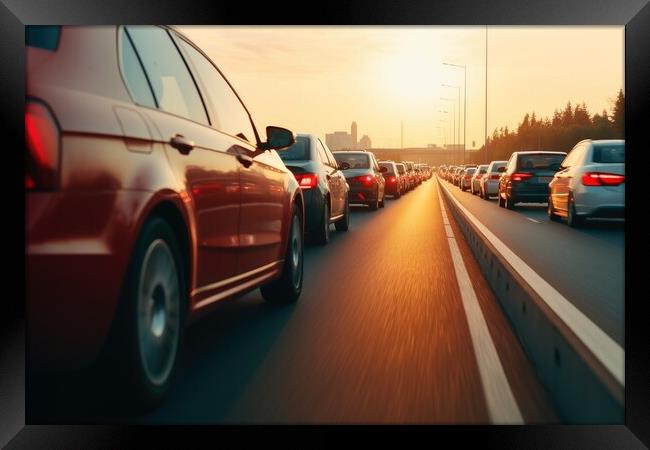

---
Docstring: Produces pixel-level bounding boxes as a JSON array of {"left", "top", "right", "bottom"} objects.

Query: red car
[{"left": 26, "top": 25, "right": 304, "bottom": 406}]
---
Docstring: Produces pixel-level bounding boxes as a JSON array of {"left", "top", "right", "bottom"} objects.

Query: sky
[{"left": 178, "top": 26, "right": 624, "bottom": 149}]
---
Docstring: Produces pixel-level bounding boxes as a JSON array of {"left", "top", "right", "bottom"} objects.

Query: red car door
[
  {"left": 126, "top": 26, "right": 242, "bottom": 302},
  {"left": 173, "top": 32, "right": 287, "bottom": 277}
]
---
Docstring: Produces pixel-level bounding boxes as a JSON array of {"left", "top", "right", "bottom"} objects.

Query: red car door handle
[{"left": 170, "top": 134, "right": 194, "bottom": 155}]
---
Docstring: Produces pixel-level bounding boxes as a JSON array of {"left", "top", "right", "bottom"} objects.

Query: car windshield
[
  {"left": 278, "top": 136, "right": 310, "bottom": 161},
  {"left": 334, "top": 153, "right": 370, "bottom": 169},
  {"left": 518, "top": 154, "right": 565, "bottom": 171},
  {"left": 592, "top": 144, "right": 625, "bottom": 163}
]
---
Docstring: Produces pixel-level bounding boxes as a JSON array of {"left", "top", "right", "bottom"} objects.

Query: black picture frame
[{"left": 3, "top": 0, "right": 648, "bottom": 447}]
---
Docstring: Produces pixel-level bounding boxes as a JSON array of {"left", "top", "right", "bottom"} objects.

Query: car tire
[
  {"left": 498, "top": 189, "right": 505, "bottom": 207},
  {"left": 335, "top": 198, "right": 350, "bottom": 232},
  {"left": 566, "top": 194, "right": 584, "bottom": 228},
  {"left": 505, "top": 191, "right": 515, "bottom": 210},
  {"left": 107, "top": 217, "right": 186, "bottom": 410},
  {"left": 369, "top": 190, "right": 379, "bottom": 210},
  {"left": 379, "top": 192, "right": 385, "bottom": 208},
  {"left": 261, "top": 206, "right": 303, "bottom": 304},
  {"left": 312, "top": 200, "right": 330, "bottom": 245},
  {"left": 395, "top": 188, "right": 401, "bottom": 199},
  {"left": 548, "top": 195, "right": 561, "bottom": 222}
]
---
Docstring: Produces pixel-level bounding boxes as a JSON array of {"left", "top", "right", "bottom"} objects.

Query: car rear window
[
  {"left": 395, "top": 164, "right": 406, "bottom": 174},
  {"left": 26, "top": 26, "right": 61, "bottom": 51},
  {"left": 517, "top": 154, "right": 565, "bottom": 171},
  {"left": 334, "top": 153, "right": 370, "bottom": 169},
  {"left": 592, "top": 144, "right": 625, "bottom": 163},
  {"left": 466, "top": 168, "right": 476, "bottom": 175},
  {"left": 279, "top": 136, "right": 310, "bottom": 161},
  {"left": 490, "top": 162, "right": 506, "bottom": 172},
  {"left": 379, "top": 162, "right": 395, "bottom": 174}
]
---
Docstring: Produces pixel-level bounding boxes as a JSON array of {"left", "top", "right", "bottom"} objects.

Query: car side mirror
[
  {"left": 262, "top": 126, "right": 295, "bottom": 151},
  {"left": 380, "top": 166, "right": 388, "bottom": 173},
  {"left": 339, "top": 162, "right": 350, "bottom": 170}
]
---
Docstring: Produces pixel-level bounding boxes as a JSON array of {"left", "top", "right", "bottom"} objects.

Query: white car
[
  {"left": 470, "top": 165, "right": 488, "bottom": 195},
  {"left": 548, "top": 139, "right": 624, "bottom": 227},
  {"left": 479, "top": 160, "right": 507, "bottom": 199}
]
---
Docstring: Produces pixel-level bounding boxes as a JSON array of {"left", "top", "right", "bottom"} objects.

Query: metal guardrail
[{"left": 437, "top": 176, "right": 624, "bottom": 423}]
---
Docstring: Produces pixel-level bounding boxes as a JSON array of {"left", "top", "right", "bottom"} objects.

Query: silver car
[
  {"left": 460, "top": 167, "right": 476, "bottom": 191},
  {"left": 548, "top": 139, "right": 624, "bottom": 227},
  {"left": 470, "top": 165, "right": 488, "bottom": 195},
  {"left": 479, "top": 160, "right": 507, "bottom": 199}
]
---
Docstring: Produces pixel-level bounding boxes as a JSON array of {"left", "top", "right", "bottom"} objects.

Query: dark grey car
[
  {"left": 498, "top": 151, "right": 567, "bottom": 209},
  {"left": 279, "top": 134, "right": 350, "bottom": 245}
]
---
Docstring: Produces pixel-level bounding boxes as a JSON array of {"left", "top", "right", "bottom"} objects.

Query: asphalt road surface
[{"left": 30, "top": 178, "right": 559, "bottom": 424}]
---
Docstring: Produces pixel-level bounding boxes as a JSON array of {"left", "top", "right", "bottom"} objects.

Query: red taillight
[
  {"left": 511, "top": 173, "right": 533, "bottom": 182},
  {"left": 476, "top": 174, "right": 483, "bottom": 179},
  {"left": 26, "top": 101, "right": 60, "bottom": 191},
  {"left": 294, "top": 173, "right": 318, "bottom": 189},
  {"left": 464, "top": 174, "right": 472, "bottom": 179},
  {"left": 389, "top": 176, "right": 396, "bottom": 183},
  {"left": 489, "top": 174, "right": 500, "bottom": 180},
  {"left": 582, "top": 172, "right": 625, "bottom": 186},
  {"left": 353, "top": 175, "right": 375, "bottom": 186}
]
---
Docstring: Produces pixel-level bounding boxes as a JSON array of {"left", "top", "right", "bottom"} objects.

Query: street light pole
[
  {"left": 439, "top": 107, "right": 454, "bottom": 163},
  {"left": 443, "top": 63, "right": 467, "bottom": 164},
  {"left": 442, "top": 83, "right": 461, "bottom": 164},
  {"left": 485, "top": 26, "right": 488, "bottom": 164}
]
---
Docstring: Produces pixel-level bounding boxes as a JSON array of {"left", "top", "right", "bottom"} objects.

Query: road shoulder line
[{"left": 436, "top": 182, "right": 524, "bottom": 424}]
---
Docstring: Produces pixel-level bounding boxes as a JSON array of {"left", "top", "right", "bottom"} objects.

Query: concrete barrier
[{"left": 437, "top": 177, "right": 624, "bottom": 423}]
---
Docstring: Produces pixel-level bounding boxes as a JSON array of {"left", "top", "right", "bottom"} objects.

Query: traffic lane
[
  {"left": 150, "top": 179, "right": 552, "bottom": 423},
  {"left": 440, "top": 178, "right": 623, "bottom": 345},
  {"left": 145, "top": 178, "right": 490, "bottom": 423}
]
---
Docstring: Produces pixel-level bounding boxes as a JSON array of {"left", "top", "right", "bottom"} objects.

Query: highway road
[
  {"left": 30, "top": 178, "right": 560, "bottom": 424},
  {"left": 439, "top": 177, "right": 624, "bottom": 345}
]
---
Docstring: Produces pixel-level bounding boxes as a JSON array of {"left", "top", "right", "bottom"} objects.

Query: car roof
[{"left": 589, "top": 139, "right": 625, "bottom": 145}]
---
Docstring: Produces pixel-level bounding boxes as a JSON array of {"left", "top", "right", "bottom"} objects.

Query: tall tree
[
  {"left": 552, "top": 109, "right": 562, "bottom": 127},
  {"left": 561, "top": 101, "right": 574, "bottom": 127},
  {"left": 612, "top": 89, "right": 624, "bottom": 137},
  {"left": 574, "top": 102, "right": 591, "bottom": 126}
]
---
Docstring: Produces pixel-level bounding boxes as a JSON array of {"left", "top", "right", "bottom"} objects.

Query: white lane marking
[
  {"left": 437, "top": 177, "right": 624, "bottom": 387},
  {"left": 436, "top": 183, "right": 524, "bottom": 424},
  {"left": 526, "top": 217, "right": 542, "bottom": 224}
]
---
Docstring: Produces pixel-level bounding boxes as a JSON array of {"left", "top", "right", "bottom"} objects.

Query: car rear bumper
[
  {"left": 385, "top": 183, "right": 399, "bottom": 195},
  {"left": 348, "top": 186, "right": 379, "bottom": 204},
  {"left": 574, "top": 186, "right": 625, "bottom": 217},
  {"left": 484, "top": 180, "right": 500, "bottom": 195},
  {"left": 511, "top": 184, "right": 550, "bottom": 203},
  {"left": 581, "top": 206, "right": 625, "bottom": 218},
  {"left": 26, "top": 190, "right": 150, "bottom": 370}
]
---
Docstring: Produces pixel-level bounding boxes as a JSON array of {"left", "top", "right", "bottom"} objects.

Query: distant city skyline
[
  {"left": 325, "top": 121, "right": 372, "bottom": 150},
  {"left": 179, "top": 26, "right": 623, "bottom": 148}
]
